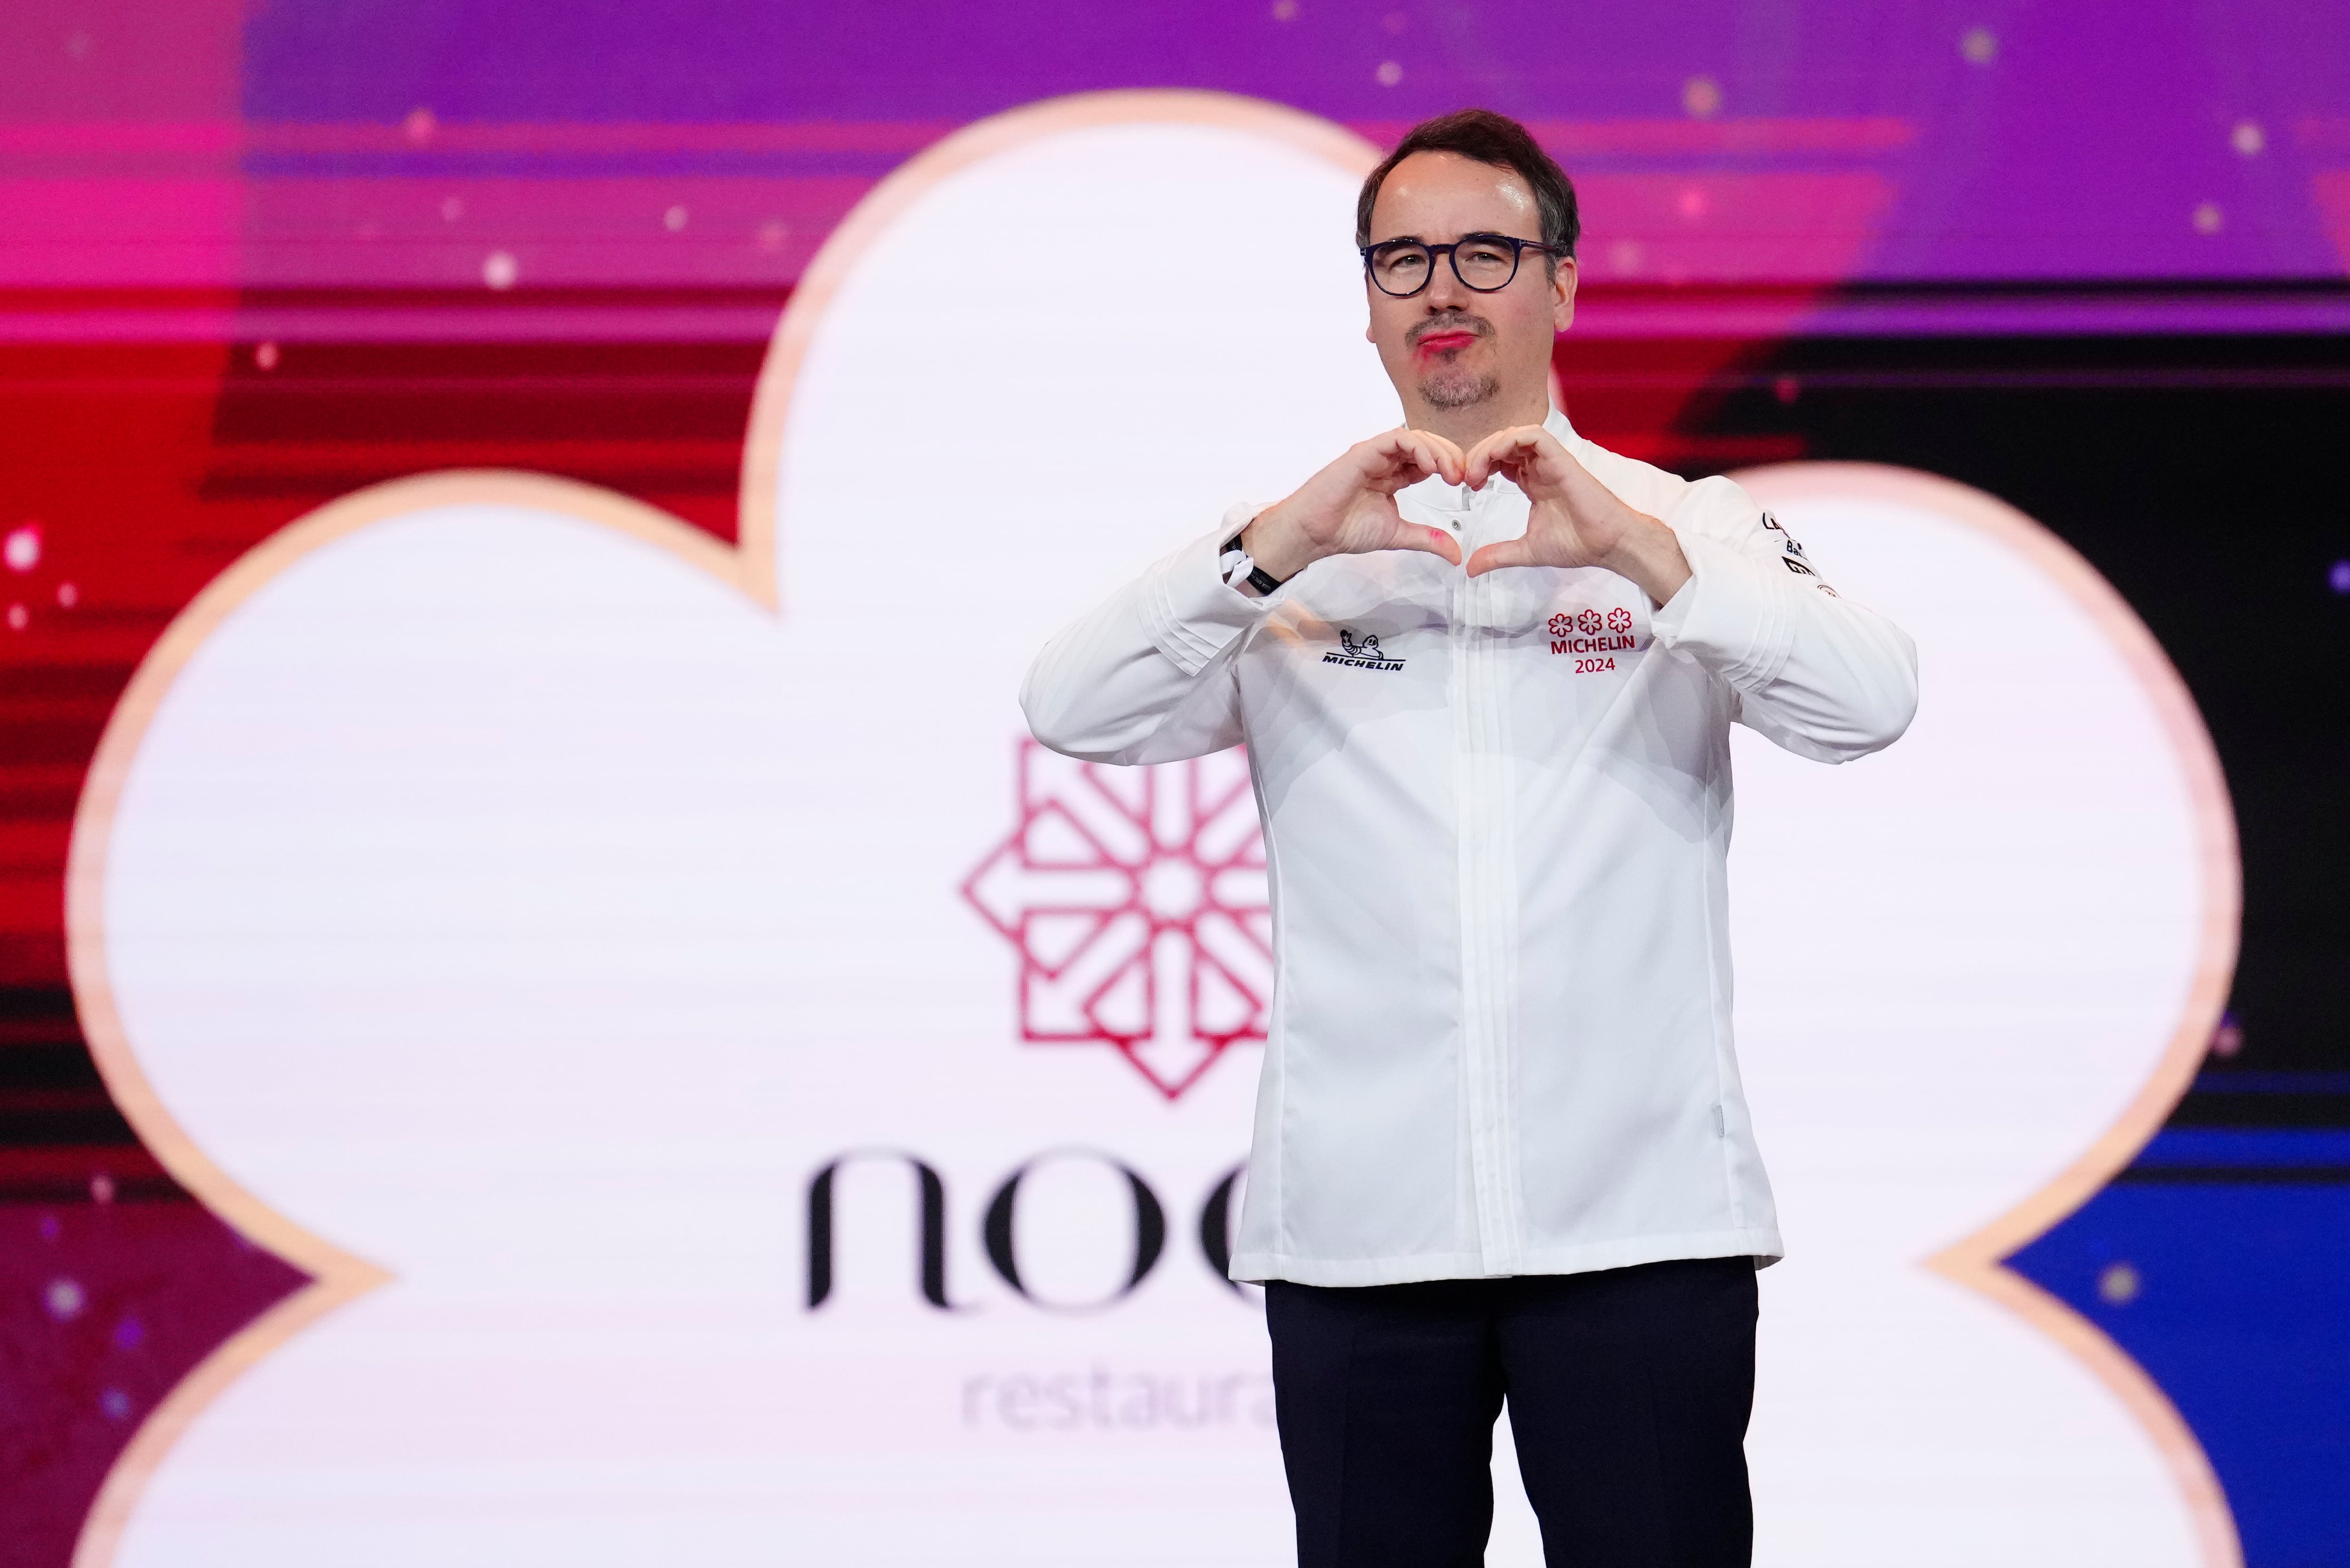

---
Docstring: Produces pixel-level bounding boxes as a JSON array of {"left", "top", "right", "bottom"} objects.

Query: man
[{"left": 1022, "top": 109, "right": 1917, "bottom": 1567}]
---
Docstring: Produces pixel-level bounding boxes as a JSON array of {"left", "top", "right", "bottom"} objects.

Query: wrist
[
  {"left": 1220, "top": 520, "right": 1290, "bottom": 598},
  {"left": 1240, "top": 508, "right": 1323, "bottom": 584},
  {"left": 1600, "top": 513, "right": 1692, "bottom": 606}
]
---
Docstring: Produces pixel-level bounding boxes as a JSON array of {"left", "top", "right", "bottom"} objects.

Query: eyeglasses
[{"left": 1359, "top": 232, "right": 1566, "bottom": 297}]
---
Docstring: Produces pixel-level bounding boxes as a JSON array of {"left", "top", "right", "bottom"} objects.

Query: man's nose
[{"left": 1424, "top": 257, "right": 1473, "bottom": 310}]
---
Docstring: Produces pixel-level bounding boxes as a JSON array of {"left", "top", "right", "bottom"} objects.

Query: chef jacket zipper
[{"left": 1453, "top": 487, "right": 1523, "bottom": 1275}]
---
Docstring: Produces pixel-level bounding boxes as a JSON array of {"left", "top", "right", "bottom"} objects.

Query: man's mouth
[{"left": 1413, "top": 329, "right": 1481, "bottom": 358}]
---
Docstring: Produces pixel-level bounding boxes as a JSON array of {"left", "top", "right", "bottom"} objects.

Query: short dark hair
[{"left": 1355, "top": 109, "right": 1580, "bottom": 261}]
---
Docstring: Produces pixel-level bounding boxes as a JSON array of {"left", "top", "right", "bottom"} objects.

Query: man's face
[{"left": 1362, "top": 151, "right": 1575, "bottom": 420}]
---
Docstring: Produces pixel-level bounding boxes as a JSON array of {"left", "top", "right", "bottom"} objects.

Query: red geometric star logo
[{"left": 962, "top": 740, "right": 1272, "bottom": 1099}]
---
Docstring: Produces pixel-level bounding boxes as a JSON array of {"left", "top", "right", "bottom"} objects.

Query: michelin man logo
[{"left": 68, "top": 93, "right": 2238, "bottom": 1568}]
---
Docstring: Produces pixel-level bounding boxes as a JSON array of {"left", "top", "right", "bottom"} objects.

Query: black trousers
[{"left": 1265, "top": 1257, "right": 1758, "bottom": 1568}]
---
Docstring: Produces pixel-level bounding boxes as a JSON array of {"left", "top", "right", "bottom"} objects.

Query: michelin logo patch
[
  {"left": 1324, "top": 629, "right": 1404, "bottom": 672},
  {"left": 1763, "top": 511, "right": 1838, "bottom": 595}
]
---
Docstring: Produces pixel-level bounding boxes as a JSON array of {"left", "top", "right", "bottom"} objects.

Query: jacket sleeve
[
  {"left": 1020, "top": 507, "right": 1272, "bottom": 765},
  {"left": 1648, "top": 476, "right": 1919, "bottom": 763}
]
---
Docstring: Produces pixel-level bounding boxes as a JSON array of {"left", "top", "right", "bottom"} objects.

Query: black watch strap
[{"left": 1222, "top": 530, "right": 1289, "bottom": 596}]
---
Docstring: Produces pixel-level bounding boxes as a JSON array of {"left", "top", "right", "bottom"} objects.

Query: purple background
[{"left": 6, "top": 0, "right": 2350, "bottom": 314}]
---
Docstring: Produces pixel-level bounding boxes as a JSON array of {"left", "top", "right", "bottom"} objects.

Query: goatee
[{"left": 1420, "top": 369, "right": 1502, "bottom": 410}]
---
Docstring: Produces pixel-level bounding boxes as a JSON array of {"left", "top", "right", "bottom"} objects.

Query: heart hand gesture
[
  {"left": 1462, "top": 425, "right": 1692, "bottom": 605},
  {"left": 1241, "top": 428, "right": 1468, "bottom": 584}
]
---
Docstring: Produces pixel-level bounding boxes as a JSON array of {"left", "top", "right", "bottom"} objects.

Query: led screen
[{"left": 63, "top": 97, "right": 2236, "bottom": 1568}]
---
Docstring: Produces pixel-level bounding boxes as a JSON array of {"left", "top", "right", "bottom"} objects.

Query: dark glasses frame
[{"left": 1358, "top": 232, "right": 1569, "bottom": 297}]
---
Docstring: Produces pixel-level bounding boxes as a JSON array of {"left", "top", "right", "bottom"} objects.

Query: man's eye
[{"left": 1464, "top": 243, "right": 1511, "bottom": 265}]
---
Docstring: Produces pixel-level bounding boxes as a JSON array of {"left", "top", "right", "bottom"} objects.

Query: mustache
[{"left": 1408, "top": 313, "right": 1493, "bottom": 347}]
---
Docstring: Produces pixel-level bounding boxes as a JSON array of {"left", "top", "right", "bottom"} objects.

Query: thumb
[
  {"left": 1395, "top": 523, "right": 1463, "bottom": 567},
  {"left": 1464, "top": 537, "right": 1535, "bottom": 578}
]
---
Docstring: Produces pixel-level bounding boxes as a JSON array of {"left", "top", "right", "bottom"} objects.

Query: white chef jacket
[{"left": 1022, "top": 410, "right": 1918, "bottom": 1286}]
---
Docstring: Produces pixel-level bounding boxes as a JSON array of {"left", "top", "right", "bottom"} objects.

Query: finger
[
  {"left": 1391, "top": 430, "right": 1448, "bottom": 484},
  {"left": 1461, "top": 425, "right": 1528, "bottom": 486},
  {"left": 1465, "top": 537, "right": 1536, "bottom": 578},
  {"left": 1464, "top": 425, "right": 1543, "bottom": 490},
  {"left": 1413, "top": 429, "right": 1468, "bottom": 486},
  {"left": 1367, "top": 425, "right": 1436, "bottom": 465},
  {"left": 1390, "top": 427, "right": 1464, "bottom": 487},
  {"left": 1360, "top": 428, "right": 1429, "bottom": 488},
  {"left": 1366, "top": 431, "right": 1451, "bottom": 494},
  {"left": 1393, "top": 523, "right": 1463, "bottom": 567}
]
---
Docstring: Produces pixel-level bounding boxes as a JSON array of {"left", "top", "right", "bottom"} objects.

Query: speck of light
[
  {"left": 1376, "top": 60, "right": 1402, "bottom": 87},
  {"left": 2193, "top": 203, "right": 2224, "bottom": 235},
  {"left": 1682, "top": 76, "right": 1722, "bottom": 119},
  {"left": 483, "top": 251, "right": 518, "bottom": 290},
  {"left": 254, "top": 340, "right": 279, "bottom": 371},
  {"left": 2208, "top": 1011, "right": 2243, "bottom": 1058},
  {"left": 403, "top": 107, "right": 436, "bottom": 145},
  {"left": 100, "top": 1388, "right": 133, "bottom": 1420},
  {"left": 45, "top": 1278, "right": 85, "bottom": 1320},
  {"left": 2328, "top": 559, "right": 2350, "bottom": 594},
  {"left": 2098, "top": 1261, "right": 2141, "bottom": 1305},
  {"left": 2232, "top": 121, "right": 2264, "bottom": 157},
  {"left": 1960, "top": 27, "right": 1997, "bottom": 65},
  {"left": 1271, "top": 0, "right": 1296, "bottom": 18},
  {"left": 664, "top": 204, "right": 689, "bottom": 233},
  {"left": 4, "top": 522, "right": 39, "bottom": 572}
]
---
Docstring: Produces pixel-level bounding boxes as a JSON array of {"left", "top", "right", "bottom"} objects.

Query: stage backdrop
[{"left": 55, "top": 94, "right": 2238, "bottom": 1568}]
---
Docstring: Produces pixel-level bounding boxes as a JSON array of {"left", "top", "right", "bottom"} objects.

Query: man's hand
[
  {"left": 1461, "top": 425, "right": 1693, "bottom": 606},
  {"left": 1241, "top": 428, "right": 1468, "bottom": 583}
]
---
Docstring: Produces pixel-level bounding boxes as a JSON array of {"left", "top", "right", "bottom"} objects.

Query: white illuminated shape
[
  {"left": 1721, "top": 465, "right": 2236, "bottom": 1568},
  {"left": 68, "top": 95, "right": 2236, "bottom": 1568}
]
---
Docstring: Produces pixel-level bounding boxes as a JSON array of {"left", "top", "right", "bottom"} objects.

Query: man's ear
[{"left": 1552, "top": 256, "right": 1578, "bottom": 335}]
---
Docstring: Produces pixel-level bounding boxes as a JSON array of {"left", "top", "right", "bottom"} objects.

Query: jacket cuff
[
  {"left": 1138, "top": 505, "right": 1279, "bottom": 677},
  {"left": 1647, "top": 530, "right": 1794, "bottom": 690}
]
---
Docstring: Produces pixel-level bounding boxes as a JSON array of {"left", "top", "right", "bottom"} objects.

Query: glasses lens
[
  {"left": 1370, "top": 243, "right": 1432, "bottom": 295},
  {"left": 1454, "top": 237, "right": 1520, "bottom": 290}
]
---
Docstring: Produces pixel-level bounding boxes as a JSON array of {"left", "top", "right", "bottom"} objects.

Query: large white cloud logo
[{"left": 66, "top": 93, "right": 2237, "bottom": 1567}]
